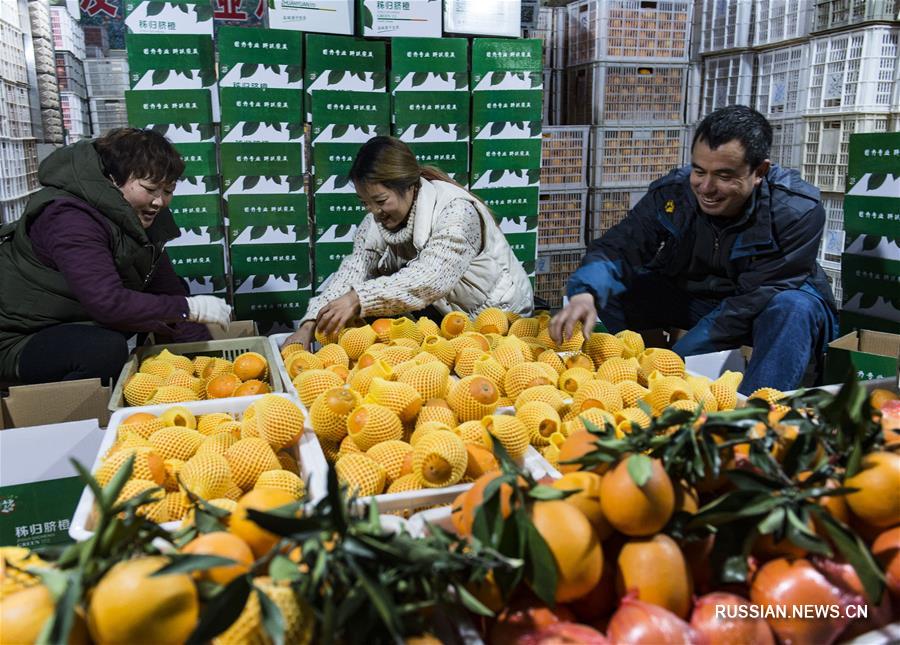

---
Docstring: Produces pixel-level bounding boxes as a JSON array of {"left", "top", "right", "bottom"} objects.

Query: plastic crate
[
  {"left": 814, "top": 0, "right": 900, "bottom": 31},
  {"left": 540, "top": 126, "right": 589, "bottom": 190},
  {"left": 109, "top": 337, "right": 286, "bottom": 411},
  {"left": 802, "top": 113, "right": 892, "bottom": 192},
  {"left": 542, "top": 69, "right": 565, "bottom": 126},
  {"left": 752, "top": 0, "right": 814, "bottom": 47},
  {"left": 0, "top": 138, "right": 36, "bottom": 200},
  {"left": 60, "top": 92, "right": 90, "bottom": 142},
  {"left": 769, "top": 117, "right": 805, "bottom": 169},
  {"left": 754, "top": 43, "right": 811, "bottom": 120},
  {"left": 0, "top": 193, "right": 30, "bottom": 224},
  {"left": 535, "top": 247, "right": 585, "bottom": 311},
  {"left": 587, "top": 186, "right": 646, "bottom": 240},
  {"left": 0, "top": 21, "right": 27, "bottom": 84},
  {"left": 537, "top": 189, "right": 588, "bottom": 250},
  {"left": 0, "top": 0, "right": 19, "bottom": 27},
  {"left": 698, "top": 52, "right": 754, "bottom": 119},
  {"left": 818, "top": 192, "right": 845, "bottom": 268},
  {"left": 823, "top": 265, "right": 843, "bottom": 306},
  {"left": 565, "top": 62, "right": 688, "bottom": 126},
  {"left": 590, "top": 125, "right": 686, "bottom": 188},
  {"left": 50, "top": 6, "right": 85, "bottom": 58},
  {"left": 806, "top": 26, "right": 899, "bottom": 115},
  {"left": 523, "top": 6, "right": 566, "bottom": 69},
  {"left": 89, "top": 97, "right": 128, "bottom": 136},
  {"left": 68, "top": 393, "right": 329, "bottom": 542},
  {"left": 0, "top": 79, "right": 32, "bottom": 139},
  {"left": 566, "top": 0, "right": 692, "bottom": 66},
  {"left": 85, "top": 55, "right": 129, "bottom": 98},
  {"left": 55, "top": 51, "right": 86, "bottom": 98},
  {"left": 697, "top": 0, "right": 753, "bottom": 53}
]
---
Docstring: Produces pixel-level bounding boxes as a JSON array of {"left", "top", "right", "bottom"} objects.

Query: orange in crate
[
  {"left": 233, "top": 352, "right": 268, "bottom": 382},
  {"left": 448, "top": 375, "right": 500, "bottom": 422}
]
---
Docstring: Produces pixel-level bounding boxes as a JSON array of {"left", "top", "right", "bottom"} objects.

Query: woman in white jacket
[{"left": 285, "top": 136, "right": 533, "bottom": 349}]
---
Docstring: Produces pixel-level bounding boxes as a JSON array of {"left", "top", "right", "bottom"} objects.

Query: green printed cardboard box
[
  {"left": 125, "top": 89, "right": 214, "bottom": 143},
  {"left": 304, "top": 34, "right": 386, "bottom": 120},
  {"left": 314, "top": 241, "right": 355, "bottom": 289},
  {"left": 126, "top": 34, "right": 214, "bottom": 90},
  {"left": 229, "top": 242, "right": 312, "bottom": 279},
  {"left": 842, "top": 235, "right": 900, "bottom": 303},
  {"left": 169, "top": 193, "right": 223, "bottom": 241},
  {"left": 217, "top": 26, "right": 303, "bottom": 90},
  {"left": 825, "top": 330, "right": 900, "bottom": 383},
  {"left": 392, "top": 91, "right": 469, "bottom": 143},
  {"left": 228, "top": 193, "right": 309, "bottom": 245},
  {"left": 233, "top": 288, "right": 313, "bottom": 323},
  {"left": 310, "top": 90, "right": 390, "bottom": 144},
  {"left": 314, "top": 191, "right": 368, "bottom": 230},
  {"left": 470, "top": 139, "right": 542, "bottom": 186},
  {"left": 358, "top": 0, "right": 441, "bottom": 38},
  {"left": 390, "top": 37, "right": 468, "bottom": 92},
  {"left": 124, "top": 0, "right": 214, "bottom": 36},
  {"left": 843, "top": 174, "right": 899, "bottom": 238},
  {"left": 406, "top": 141, "right": 468, "bottom": 187},
  {"left": 470, "top": 38, "right": 543, "bottom": 91},
  {"left": 471, "top": 90, "right": 543, "bottom": 140},
  {"left": 472, "top": 185, "right": 539, "bottom": 235},
  {"left": 167, "top": 242, "right": 226, "bottom": 278},
  {"left": 219, "top": 87, "right": 305, "bottom": 143},
  {"left": 847, "top": 132, "right": 900, "bottom": 184},
  {"left": 504, "top": 232, "right": 538, "bottom": 275},
  {"left": 220, "top": 142, "right": 306, "bottom": 190}
]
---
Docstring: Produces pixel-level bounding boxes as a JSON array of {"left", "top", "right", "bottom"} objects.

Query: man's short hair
[
  {"left": 95, "top": 127, "right": 184, "bottom": 187},
  {"left": 692, "top": 106, "right": 773, "bottom": 169}
]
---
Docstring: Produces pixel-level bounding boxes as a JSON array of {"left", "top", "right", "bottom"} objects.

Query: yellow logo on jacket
[{"left": 664, "top": 200, "right": 675, "bottom": 213}]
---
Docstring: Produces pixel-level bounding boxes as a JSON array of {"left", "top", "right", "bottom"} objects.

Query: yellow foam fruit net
[
  {"left": 749, "top": 387, "right": 786, "bottom": 405},
  {"left": 454, "top": 346, "right": 485, "bottom": 378},
  {"left": 197, "top": 413, "right": 236, "bottom": 436},
  {"left": 567, "top": 408, "right": 616, "bottom": 435},
  {"left": 277, "top": 450, "right": 298, "bottom": 473},
  {"left": 179, "top": 453, "right": 234, "bottom": 500},
  {"left": 594, "top": 356, "right": 639, "bottom": 384},
  {"left": 474, "top": 307, "right": 509, "bottom": 335},
  {"left": 1, "top": 548, "right": 47, "bottom": 599},
  {"left": 617, "top": 380, "right": 649, "bottom": 408},
  {"left": 224, "top": 437, "right": 281, "bottom": 490},
  {"left": 155, "top": 349, "right": 194, "bottom": 373},
  {"left": 378, "top": 345, "right": 416, "bottom": 367},
  {"left": 515, "top": 385, "right": 568, "bottom": 413},
  {"left": 315, "top": 327, "right": 341, "bottom": 346},
  {"left": 440, "top": 311, "right": 472, "bottom": 339},
  {"left": 397, "top": 362, "right": 451, "bottom": 401},
  {"left": 164, "top": 492, "right": 190, "bottom": 521},
  {"left": 202, "top": 357, "right": 234, "bottom": 380},
  {"left": 95, "top": 447, "right": 165, "bottom": 487},
  {"left": 558, "top": 367, "right": 594, "bottom": 394},
  {"left": 584, "top": 333, "right": 625, "bottom": 367},
  {"left": 508, "top": 317, "right": 540, "bottom": 339},
  {"left": 503, "top": 362, "right": 554, "bottom": 399},
  {"left": 710, "top": 380, "right": 738, "bottom": 411},
  {"left": 448, "top": 375, "right": 500, "bottom": 422},
  {"left": 314, "top": 343, "right": 350, "bottom": 369},
  {"left": 110, "top": 432, "right": 152, "bottom": 454},
  {"left": 447, "top": 336, "right": 483, "bottom": 360},
  {"left": 638, "top": 348, "right": 686, "bottom": 383},
  {"left": 124, "top": 373, "right": 163, "bottom": 406},
  {"left": 116, "top": 418, "right": 164, "bottom": 440},
  {"left": 338, "top": 325, "right": 378, "bottom": 360},
  {"left": 615, "top": 329, "right": 645, "bottom": 359},
  {"left": 148, "top": 426, "right": 204, "bottom": 461},
  {"left": 453, "top": 420, "right": 486, "bottom": 444},
  {"left": 642, "top": 375, "right": 693, "bottom": 414},
  {"left": 516, "top": 401, "right": 562, "bottom": 446},
  {"left": 309, "top": 387, "right": 362, "bottom": 443},
  {"left": 556, "top": 324, "right": 585, "bottom": 353},
  {"left": 536, "top": 349, "right": 566, "bottom": 375},
  {"left": 366, "top": 440, "right": 413, "bottom": 485},
  {"left": 140, "top": 358, "right": 175, "bottom": 379},
  {"left": 365, "top": 378, "right": 423, "bottom": 423},
  {"left": 285, "top": 351, "right": 325, "bottom": 380},
  {"left": 255, "top": 470, "right": 305, "bottom": 499},
  {"left": 348, "top": 360, "right": 394, "bottom": 397},
  {"left": 347, "top": 403, "right": 404, "bottom": 451},
  {"left": 490, "top": 338, "right": 526, "bottom": 370},
  {"left": 116, "top": 479, "right": 167, "bottom": 522},
  {"left": 573, "top": 379, "right": 624, "bottom": 414},
  {"left": 149, "top": 385, "right": 200, "bottom": 405},
  {"left": 335, "top": 453, "right": 386, "bottom": 496},
  {"left": 255, "top": 395, "right": 305, "bottom": 450},
  {"left": 160, "top": 458, "right": 184, "bottom": 491},
  {"left": 415, "top": 404, "right": 457, "bottom": 429},
  {"left": 339, "top": 435, "right": 363, "bottom": 458},
  {"left": 409, "top": 421, "right": 453, "bottom": 447},
  {"left": 293, "top": 369, "right": 344, "bottom": 409},
  {"left": 412, "top": 430, "right": 467, "bottom": 488},
  {"left": 482, "top": 415, "right": 529, "bottom": 460},
  {"left": 389, "top": 317, "right": 424, "bottom": 344},
  {"left": 471, "top": 354, "right": 507, "bottom": 392},
  {"left": 196, "top": 432, "right": 238, "bottom": 457},
  {"left": 666, "top": 399, "right": 703, "bottom": 414},
  {"left": 420, "top": 335, "right": 456, "bottom": 368},
  {"left": 615, "top": 407, "right": 652, "bottom": 432},
  {"left": 192, "top": 355, "right": 214, "bottom": 378},
  {"left": 417, "top": 316, "right": 440, "bottom": 337},
  {"left": 387, "top": 473, "right": 422, "bottom": 494}
]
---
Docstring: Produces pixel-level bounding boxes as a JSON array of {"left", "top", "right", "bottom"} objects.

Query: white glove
[{"left": 186, "top": 295, "right": 232, "bottom": 331}]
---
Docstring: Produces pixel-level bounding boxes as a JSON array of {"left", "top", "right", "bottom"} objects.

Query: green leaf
[
  {"left": 756, "top": 506, "right": 786, "bottom": 535},
  {"left": 256, "top": 587, "right": 286, "bottom": 645},
  {"left": 41, "top": 572, "right": 80, "bottom": 645},
  {"left": 626, "top": 454, "right": 653, "bottom": 487},
  {"left": 725, "top": 469, "right": 781, "bottom": 492},
  {"left": 327, "top": 70, "right": 344, "bottom": 85},
  {"left": 866, "top": 173, "right": 887, "bottom": 191},
  {"left": 240, "top": 63, "right": 260, "bottom": 79},
  {"left": 151, "top": 554, "right": 239, "bottom": 576},
  {"left": 187, "top": 575, "right": 252, "bottom": 644},
  {"left": 816, "top": 510, "right": 885, "bottom": 604},
  {"left": 524, "top": 521, "right": 557, "bottom": 607},
  {"left": 362, "top": 5, "right": 373, "bottom": 28},
  {"left": 195, "top": 4, "right": 213, "bottom": 21},
  {"left": 528, "top": 485, "right": 568, "bottom": 501},
  {"left": 454, "top": 583, "right": 494, "bottom": 617},
  {"left": 243, "top": 122, "right": 260, "bottom": 137},
  {"left": 346, "top": 557, "right": 401, "bottom": 638},
  {"left": 101, "top": 453, "right": 136, "bottom": 509},
  {"left": 242, "top": 176, "right": 260, "bottom": 191},
  {"left": 411, "top": 71, "right": 428, "bottom": 88},
  {"left": 151, "top": 69, "right": 169, "bottom": 85},
  {"left": 145, "top": 2, "right": 164, "bottom": 16}
]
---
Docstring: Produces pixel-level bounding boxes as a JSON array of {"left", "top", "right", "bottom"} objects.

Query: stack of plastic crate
[
  {"left": 28, "top": 0, "right": 63, "bottom": 144},
  {"left": 0, "top": 0, "right": 38, "bottom": 224},
  {"left": 85, "top": 51, "right": 129, "bottom": 136},
  {"left": 525, "top": 5, "right": 566, "bottom": 125},
  {"left": 50, "top": 6, "right": 89, "bottom": 143}
]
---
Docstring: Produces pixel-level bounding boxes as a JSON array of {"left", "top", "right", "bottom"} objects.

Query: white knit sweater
[{"left": 302, "top": 198, "right": 482, "bottom": 323}]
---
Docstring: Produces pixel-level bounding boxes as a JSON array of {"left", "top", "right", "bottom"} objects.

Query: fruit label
[
  {"left": 268, "top": 0, "right": 354, "bottom": 35},
  {"left": 169, "top": 194, "right": 223, "bottom": 229},
  {"left": 847, "top": 132, "right": 900, "bottom": 182},
  {"left": 172, "top": 142, "right": 218, "bottom": 176},
  {"left": 358, "top": 0, "right": 442, "bottom": 38},
  {"left": 470, "top": 38, "right": 543, "bottom": 83},
  {"left": 314, "top": 241, "right": 354, "bottom": 288},
  {"left": 314, "top": 192, "right": 368, "bottom": 229},
  {"left": 0, "top": 478, "right": 82, "bottom": 548},
  {"left": 229, "top": 242, "right": 312, "bottom": 278},
  {"left": 445, "top": 3, "right": 525, "bottom": 39},
  {"left": 471, "top": 185, "right": 539, "bottom": 219},
  {"left": 228, "top": 193, "right": 310, "bottom": 244},
  {"left": 220, "top": 142, "right": 306, "bottom": 184},
  {"left": 124, "top": 0, "right": 214, "bottom": 35},
  {"left": 125, "top": 89, "right": 214, "bottom": 126},
  {"left": 391, "top": 37, "right": 468, "bottom": 91},
  {"left": 167, "top": 242, "right": 226, "bottom": 277},
  {"left": 233, "top": 288, "right": 313, "bottom": 323},
  {"left": 218, "top": 26, "right": 302, "bottom": 89}
]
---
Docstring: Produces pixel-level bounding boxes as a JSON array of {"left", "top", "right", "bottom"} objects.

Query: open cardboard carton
[
  {"left": 825, "top": 330, "right": 899, "bottom": 385},
  {"left": 1, "top": 378, "right": 111, "bottom": 429},
  {"left": 0, "top": 419, "right": 104, "bottom": 547}
]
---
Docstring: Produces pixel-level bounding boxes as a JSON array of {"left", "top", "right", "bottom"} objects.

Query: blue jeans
[{"left": 598, "top": 273, "right": 837, "bottom": 395}]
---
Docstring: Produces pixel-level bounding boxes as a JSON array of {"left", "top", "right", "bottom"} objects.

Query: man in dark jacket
[{"left": 550, "top": 106, "right": 838, "bottom": 395}]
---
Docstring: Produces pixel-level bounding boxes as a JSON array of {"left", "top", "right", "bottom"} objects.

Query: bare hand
[
  {"left": 316, "top": 290, "right": 361, "bottom": 337},
  {"left": 282, "top": 320, "right": 315, "bottom": 351},
  {"left": 549, "top": 293, "right": 598, "bottom": 344}
]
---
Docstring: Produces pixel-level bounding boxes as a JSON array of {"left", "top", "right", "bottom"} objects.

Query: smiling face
[
  {"left": 355, "top": 181, "right": 416, "bottom": 231},
  {"left": 118, "top": 176, "right": 175, "bottom": 229},
  {"left": 690, "top": 138, "right": 769, "bottom": 219}
]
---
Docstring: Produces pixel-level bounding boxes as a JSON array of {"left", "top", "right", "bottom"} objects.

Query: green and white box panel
[
  {"left": 126, "top": 34, "right": 215, "bottom": 91},
  {"left": 220, "top": 87, "right": 304, "bottom": 143},
  {"left": 233, "top": 287, "right": 313, "bottom": 324},
  {"left": 173, "top": 142, "right": 218, "bottom": 176},
  {"left": 358, "top": 0, "right": 441, "bottom": 38},
  {"left": 471, "top": 90, "right": 542, "bottom": 140},
  {"left": 406, "top": 141, "right": 468, "bottom": 187},
  {"left": 230, "top": 242, "right": 312, "bottom": 279},
  {"left": 124, "top": 0, "right": 214, "bottom": 35},
  {"left": 228, "top": 193, "right": 310, "bottom": 245},
  {"left": 504, "top": 231, "right": 537, "bottom": 274},
  {"left": 220, "top": 142, "right": 306, "bottom": 190},
  {"left": 169, "top": 192, "right": 224, "bottom": 244},
  {"left": 315, "top": 221, "right": 358, "bottom": 244},
  {"left": 167, "top": 242, "right": 227, "bottom": 295},
  {"left": 314, "top": 192, "right": 368, "bottom": 231},
  {"left": 472, "top": 185, "right": 539, "bottom": 234},
  {"left": 847, "top": 132, "right": 900, "bottom": 186},
  {"left": 390, "top": 37, "right": 468, "bottom": 92},
  {"left": 392, "top": 91, "right": 469, "bottom": 143},
  {"left": 843, "top": 234, "right": 900, "bottom": 301},
  {"left": 471, "top": 139, "right": 542, "bottom": 186},
  {"left": 310, "top": 90, "right": 390, "bottom": 144},
  {"left": 305, "top": 34, "right": 386, "bottom": 119},
  {"left": 844, "top": 175, "right": 899, "bottom": 238},
  {"left": 314, "top": 241, "right": 355, "bottom": 290},
  {"left": 312, "top": 143, "right": 360, "bottom": 192},
  {"left": 471, "top": 38, "right": 543, "bottom": 91},
  {"left": 218, "top": 26, "right": 303, "bottom": 90},
  {"left": 125, "top": 89, "right": 214, "bottom": 142},
  {"left": 444, "top": 0, "right": 523, "bottom": 39},
  {"left": 268, "top": 0, "right": 354, "bottom": 35}
]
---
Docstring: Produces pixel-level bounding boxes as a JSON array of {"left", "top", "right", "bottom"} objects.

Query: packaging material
[
  {"left": 357, "top": 0, "right": 441, "bottom": 37},
  {"left": 444, "top": 0, "right": 522, "bottom": 38},
  {"left": 124, "top": 89, "right": 215, "bottom": 142},
  {"left": 163, "top": 242, "right": 228, "bottom": 295},
  {"left": 304, "top": 33, "right": 386, "bottom": 121},
  {"left": 1, "top": 379, "right": 112, "bottom": 429},
  {"left": 470, "top": 37, "right": 542, "bottom": 91},
  {"left": 217, "top": 26, "right": 303, "bottom": 91},
  {"left": 825, "top": 330, "right": 900, "bottom": 384},
  {"left": 267, "top": 0, "right": 354, "bottom": 35},
  {"left": 123, "top": 0, "right": 214, "bottom": 36},
  {"left": 125, "top": 33, "right": 215, "bottom": 92},
  {"left": 1, "top": 419, "right": 104, "bottom": 547}
]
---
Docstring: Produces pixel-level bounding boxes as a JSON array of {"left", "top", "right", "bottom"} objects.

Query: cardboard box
[
  {"left": 390, "top": 37, "right": 468, "bottom": 92},
  {"left": 124, "top": 0, "right": 214, "bottom": 36},
  {"left": 1, "top": 379, "right": 112, "bottom": 430},
  {"left": 444, "top": 0, "right": 523, "bottom": 38},
  {"left": 305, "top": 34, "right": 386, "bottom": 118},
  {"left": 840, "top": 309, "right": 900, "bottom": 335},
  {"left": 358, "top": 0, "right": 441, "bottom": 37},
  {"left": 217, "top": 26, "right": 303, "bottom": 90},
  {"left": 229, "top": 242, "right": 312, "bottom": 279},
  {"left": 505, "top": 231, "right": 537, "bottom": 271},
  {"left": 219, "top": 142, "right": 306, "bottom": 184},
  {"left": 183, "top": 276, "right": 229, "bottom": 295},
  {"left": 268, "top": 0, "right": 354, "bottom": 35},
  {"left": 825, "top": 330, "right": 900, "bottom": 384},
  {"left": 310, "top": 90, "right": 390, "bottom": 143},
  {"left": 315, "top": 223, "right": 359, "bottom": 244},
  {"left": 392, "top": 91, "right": 469, "bottom": 143},
  {"left": 169, "top": 193, "right": 224, "bottom": 230},
  {"left": 842, "top": 235, "right": 900, "bottom": 301},
  {"left": 167, "top": 242, "right": 227, "bottom": 278},
  {"left": 314, "top": 192, "right": 368, "bottom": 230},
  {"left": 847, "top": 131, "right": 900, "bottom": 184},
  {"left": 228, "top": 193, "right": 309, "bottom": 239},
  {"left": 471, "top": 37, "right": 542, "bottom": 88},
  {"left": 314, "top": 241, "right": 355, "bottom": 289},
  {"left": 471, "top": 90, "right": 543, "bottom": 139},
  {"left": 219, "top": 87, "right": 305, "bottom": 142},
  {"left": 174, "top": 176, "right": 220, "bottom": 198},
  {"left": 168, "top": 225, "right": 226, "bottom": 247},
  {"left": 172, "top": 142, "right": 218, "bottom": 177},
  {"left": 125, "top": 88, "right": 214, "bottom": 126},
  {"left": 125, "top": 33, "right": 215, "bottom": 90},
  {"left": 471, "top": 139, "right": 542, "bottom": 186},
  {"left": 233, "top": 289, "right": 313, "bottom": 323},
  {"left": 472, "top": 185, "right": 539, "bottom": 219},
  {"left": 405, "top": 141, "right": 469, "bottom": 186},
  {"left": 0, "top": 419, "right": 104, "bottom": 547}
]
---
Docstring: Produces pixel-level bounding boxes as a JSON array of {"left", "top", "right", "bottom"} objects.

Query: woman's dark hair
[
  {"left": 692, "top": 105, "right": 773, "bottom": 169},
  {"left": 95, "top": 127, "right": 185, "bottom": 186},
  {"left": 349, "top": 136, "right": 456, "bottom": 193}
]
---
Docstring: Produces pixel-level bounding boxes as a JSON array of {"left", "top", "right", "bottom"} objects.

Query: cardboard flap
[
  {"left": 0, "top": 419, "right": 103, "bottom": 486},
  {"left": 209, "top": 320, "right": 258, "bottom": 340},
  {"left": 2, "top": 379, "right": 111, "bottom": 429},
  {"left": 859, "top": 330, "right": 900, "bottom": 358}
]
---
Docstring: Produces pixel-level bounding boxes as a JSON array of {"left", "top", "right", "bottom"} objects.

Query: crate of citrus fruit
[
  {"left": 108, "top": 337, "right": 284, "bottom": 411},
  {"left": 69, "top": 393, "right": 327, "bottom": 541}
]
